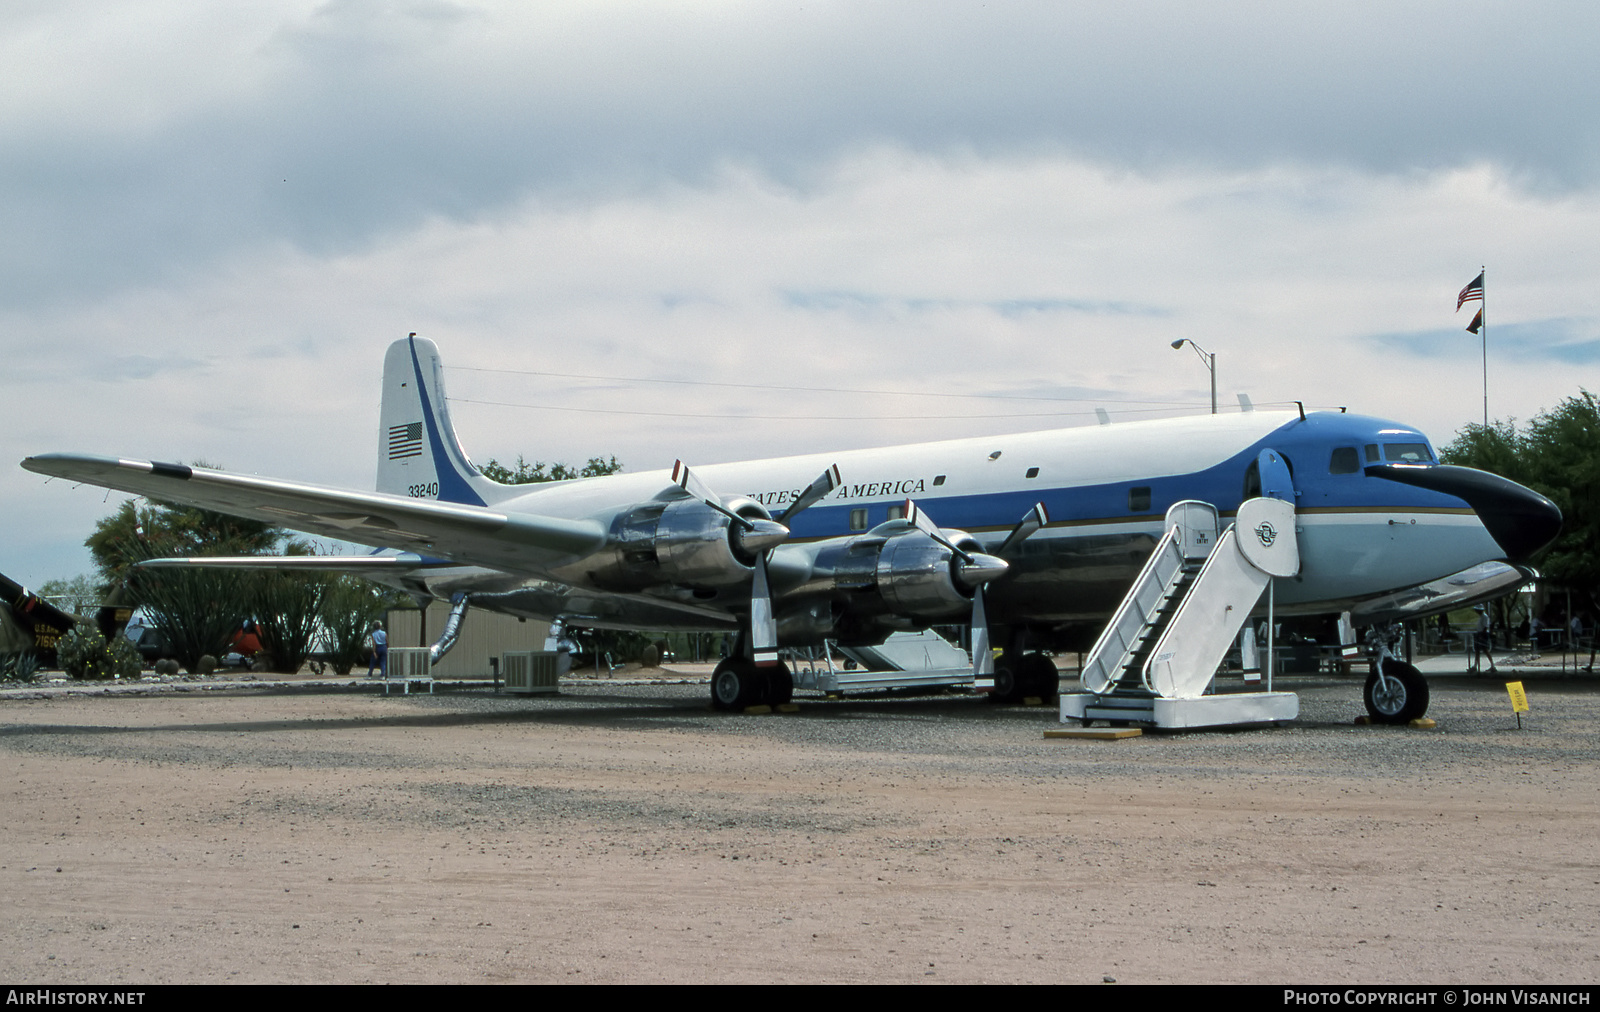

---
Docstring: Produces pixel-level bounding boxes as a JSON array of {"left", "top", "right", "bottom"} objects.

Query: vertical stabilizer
[{"left": 377, "top": 336, "right": 506, "bottom": 507}]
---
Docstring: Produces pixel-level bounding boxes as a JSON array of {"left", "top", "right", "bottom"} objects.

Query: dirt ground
[{"left": 1, "top": 671, "right": 1596, "bottom": 984}]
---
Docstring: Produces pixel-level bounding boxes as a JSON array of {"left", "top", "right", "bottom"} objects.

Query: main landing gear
[
  {"left": 989, "top": 650, "right": 1060, "bottom": 705},
  {"left": 710, "top": 655, "right": 793, "bottom": 711}
]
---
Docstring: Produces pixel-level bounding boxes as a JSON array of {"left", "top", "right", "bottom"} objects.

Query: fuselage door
[
  {"left": 1164, "top": 500, "right": 1220, "bottom": 561},
  {"left": 1255, "top": 448, "right": 1296, "bottom": 504}
]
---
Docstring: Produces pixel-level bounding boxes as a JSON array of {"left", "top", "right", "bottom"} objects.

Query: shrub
[
  {"left": 57, "top": 625, "right": 141, "bottom": 681},
  {"left": 1, "top": 651, "right": 40, "bottom": 682}
]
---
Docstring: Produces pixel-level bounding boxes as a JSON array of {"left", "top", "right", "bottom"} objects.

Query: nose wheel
[{"left": 1363, "top": 658, "right": 1429, "bottom": 724}]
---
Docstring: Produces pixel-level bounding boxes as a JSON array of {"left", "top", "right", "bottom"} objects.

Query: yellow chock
[
  {"left": 1044, "top": 727, "right": 1143, "bottom": 740},
  {"left": 777, "top": 703, "right": 800, "bottom": 713},
  {"left": 743, "top": 704, "right": 773, "bottom": 715},
  {"left": 1409, "top": 717, "right": 1437, "bottom": 729}
]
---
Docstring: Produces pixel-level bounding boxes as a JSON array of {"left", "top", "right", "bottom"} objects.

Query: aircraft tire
[
  {"left": 711, "top": 658, "right": 763, "bottom": 711},
  {"left": 1017, "top": 652, "right": 1060, "bottom": 701},
  {"left": 988, "top": 660, "right": 1023, "bottom": 704},
  {"left": 763, "top": 663, "right": 793, "bottom": 706},
  {"left": 1364, "top": 659, "right": 1430, "bottom": 724}
]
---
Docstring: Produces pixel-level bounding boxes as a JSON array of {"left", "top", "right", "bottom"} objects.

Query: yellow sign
[{"left": 1505, "top": 681, "right": 1529, "bottom": 713}]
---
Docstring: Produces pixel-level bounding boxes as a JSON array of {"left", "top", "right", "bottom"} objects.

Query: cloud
[
  {"left": 3, "top": 2, "right": 1600, "bottom": 311},
  {"left": 8, "top": 3, "right": 1600, "bottom": 585},
  {"left": 1374, "top": 317, "right": 1600, "bottom": 365}
]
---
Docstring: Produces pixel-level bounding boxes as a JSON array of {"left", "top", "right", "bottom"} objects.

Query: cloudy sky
[{"left": 7, "top": 1, "right": 1600, "bottom": 588}]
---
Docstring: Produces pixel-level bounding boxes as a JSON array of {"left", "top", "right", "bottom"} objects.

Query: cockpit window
[
  {"left": 1364, "top": 444, "right": 1381, "bottom": 463},
  {"left": 1329, "top": 447, "right": 1360, "bottom": 474},
  {"left": 1383, "top": 442, "right": 1433, "bottom": 463}
]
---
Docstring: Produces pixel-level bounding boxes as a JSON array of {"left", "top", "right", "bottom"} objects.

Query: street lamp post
[{"left": 1171, "top": 339, "right": 1217, "bottom": 414}]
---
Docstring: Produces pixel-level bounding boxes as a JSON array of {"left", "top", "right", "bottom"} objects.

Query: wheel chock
[{"left": 1043, "top": 727, "right": 1144, "bottom": 741}]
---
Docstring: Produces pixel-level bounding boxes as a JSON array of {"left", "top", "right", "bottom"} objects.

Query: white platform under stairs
[{"left": 1061, "top": 495, "right": 1301, "bottom": 730}]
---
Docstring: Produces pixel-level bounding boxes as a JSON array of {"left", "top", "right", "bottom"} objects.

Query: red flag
[
  {"left": 1457, "top": 271, "right": 1484, "bottom": 311},
  {"left": 1466, "top": 308, "right": 1483, "bottom": 334}
]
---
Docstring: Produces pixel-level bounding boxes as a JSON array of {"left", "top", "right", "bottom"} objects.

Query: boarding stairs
[
  {"left": 1062, "top": 493, "right": 1302, "bottom": 730},
  {"left": 791, "top": 629, "right": 976, "bottom": 693}
]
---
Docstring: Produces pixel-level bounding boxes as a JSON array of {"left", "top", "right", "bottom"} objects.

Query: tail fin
[{"left": 378, "top": 335, "right": 508, "bottom": 507}]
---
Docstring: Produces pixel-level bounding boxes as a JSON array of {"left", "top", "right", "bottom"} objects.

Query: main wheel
[
  {"left": 988, "top": 658, "right": 1023, "bottom": 704},
  {"left": 1364, "top": 658, "right": 1430, "bottom": 724},
  {"left": 711, "top": 658, "right": 765, "bottom": 711},
  {"left": 763, "top": 662, "right": 793, "bottom": 706},
  {"left": 1017, "top": 652, "right": 1060, "bottom": 702}
]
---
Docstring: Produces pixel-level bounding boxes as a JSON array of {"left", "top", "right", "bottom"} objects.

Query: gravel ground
[{"left": 1, "top": 670, "right": 1596, "bottom": 984}]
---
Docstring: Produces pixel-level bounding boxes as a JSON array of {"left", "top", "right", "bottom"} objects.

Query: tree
[
  {"left": 1441, "top": 391, "right": 1600, "bottom": 598},
  {"left": 479, "top": 455, "right": 623, "bottom": 484},
  {"left": 319, "top": 576, "right": 395, "bottom": 675},
  {"left": 83, "top": 463, "right": 303, "bottom": 672},
  {"left": 87, "top": 499, "right": 285, "bottom": 595},
  {"left": 34, "top": 575, "right": 102, "bottom": 617}
]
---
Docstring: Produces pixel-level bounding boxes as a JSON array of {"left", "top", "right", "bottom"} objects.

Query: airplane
[{"left": 21, "top": 335, "right": 1561, "bottom": 721}]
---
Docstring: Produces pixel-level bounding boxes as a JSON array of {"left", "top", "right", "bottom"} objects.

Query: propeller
[
  {"left": 671, "top": 460, "right": 840, "bottom": 666},
  {"left": 899, "top": 498, "right": 1025, "bottom": 689}
]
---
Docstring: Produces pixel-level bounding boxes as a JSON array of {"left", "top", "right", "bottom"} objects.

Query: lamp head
[{"left": 1170, "top": 339, "right": 1186, "bottom": 350}]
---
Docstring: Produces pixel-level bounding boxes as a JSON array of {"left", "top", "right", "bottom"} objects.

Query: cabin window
[
  {"left": 932, "top": 474, "right": 946, "bottom": 486},
  {"left": 1025, "top": 467, "right": 1040, "bottom": 479},
  {"left": 849, "top": 508, "right": 868, "bottom": 531},
  {"left": 886, "top": 503, "right": 906, "bottom": 521},
  {"left": 1329, "top": 447, "right": 1360, "bottom": 474},
  {"left": 1128, "top": 487, "right": 1151, "bottom": 512},
  {"left": 1384, "top": 442, "right": 1433, "bottom": 463},
  {"left": 1364, "top": 443, "right": 1381, "bottom": 463}
]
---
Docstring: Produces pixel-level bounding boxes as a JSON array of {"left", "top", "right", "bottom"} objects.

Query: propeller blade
[
  {"left": 671, "top": 459, "right": 752, "bottom": 530},
  {"left": 750, "top": 555, "right": 779, "bottom": 667},
  {"left": 971, "top": 587, "right": 994, "bottom": 691},
  {"left": 902, "top": 499, "right": 974, "bottom": 563},
  {"left": 996, "top": 502, "right": 1050, "bottom": 557},
  {"left": 776, "top": 463, "right": 842, "bottom": 524}
]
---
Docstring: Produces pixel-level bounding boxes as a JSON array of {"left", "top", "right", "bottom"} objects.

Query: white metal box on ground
[
  {"left": 502, "top": 651, "right": 561, "bottom": 694},
  {"left": 384, "top": 647, "right": 434, "bottom": 695}
]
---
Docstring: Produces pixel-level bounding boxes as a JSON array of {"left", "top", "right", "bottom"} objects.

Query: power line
[
  {"left": 450, "top": 364, "right": 1202, "bottom": 408},
  {"left": 445, "top": 395, "right": 1292, "bottom": 422}
]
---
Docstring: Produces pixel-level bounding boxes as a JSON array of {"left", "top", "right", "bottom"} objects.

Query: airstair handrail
[{"left": 1079, "top": 522, "right": 1183, "bottom": 694}]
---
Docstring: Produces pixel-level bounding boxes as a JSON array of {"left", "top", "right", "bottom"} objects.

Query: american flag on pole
[
  {"left": 1456, "top": 271, "right": 1484, "bottom": 311},
  {"left": 388, "top": 421, "right": 423, "bottom": 460}
]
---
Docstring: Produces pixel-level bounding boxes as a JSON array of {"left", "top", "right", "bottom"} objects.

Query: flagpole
[{"left": 1481, "top": 266, "right": 1488, "bottom": 427}]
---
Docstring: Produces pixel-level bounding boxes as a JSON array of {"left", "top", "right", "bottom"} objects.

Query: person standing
[
  {"left": 368, "top": 621, "right": 388, "bottom": 677},
  {"left": 1475, "top": 607, "right": 1498, "bottom": 674}
]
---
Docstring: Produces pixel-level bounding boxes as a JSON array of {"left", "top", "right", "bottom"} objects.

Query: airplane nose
[{"left": 1365, "top": 464, "right": 1563, "bottom": 563}]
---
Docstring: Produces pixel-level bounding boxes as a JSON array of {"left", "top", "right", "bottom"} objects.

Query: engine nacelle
[
  {"left": 594, "top": 497, "right": 782, "bottom": 591},
  {"left": 776, "top": 527, "right": 1007, "bottom": 634},
  {"left": 874, "top": 530, "right": 981, "bottom": 619}
]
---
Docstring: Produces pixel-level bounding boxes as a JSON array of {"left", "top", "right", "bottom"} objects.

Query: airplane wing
[
  {"left": 133, "top": 554, "right": 461, "bottom": 573},
  {"left": 21, "top": 453, "right": 607, "bottom": 574}
]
